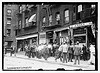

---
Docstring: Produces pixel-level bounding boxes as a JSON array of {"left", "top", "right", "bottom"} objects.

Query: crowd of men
[
  {"left": 5, "top": 41, "right": 95, "bottom": 65},
  {"left": 21, "top": 41, "right": 95, "bottom": 65}
]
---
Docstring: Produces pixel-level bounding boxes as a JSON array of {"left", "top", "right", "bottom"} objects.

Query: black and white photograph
[{"left": 2, "top": 2, "right": 98, "bottom": 71}]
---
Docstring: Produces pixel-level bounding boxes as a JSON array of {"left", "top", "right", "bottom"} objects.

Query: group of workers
[
  {"left": 23, "top": 41, "right": 95, "bottom": 65},
  {"left": 6, "top": 40, "right": 95, "bottom": 65}
]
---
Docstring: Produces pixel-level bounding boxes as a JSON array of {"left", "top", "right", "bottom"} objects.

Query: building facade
[
  {"left": 15, "top": 4, "right": 40, "bottom": 51},
  {"left": 39, "top": 4, "right": 73, "bottom": 45},
  {"left": 14, "top": 3, "right": 97, "bottom": 51},
  {"left": 4, "top": 4, "right": 19, "bottom": 48},
  {"left": 39, "top": 3, "right": 97, "bottom": 47},
  {"left": 71, "top": 3, "right": 97, "bottom": 47}
]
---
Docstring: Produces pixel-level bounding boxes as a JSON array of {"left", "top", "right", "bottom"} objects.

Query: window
[
  {"left": 42, "top": 17, "right": 46, "bottom": 26},
  {"left": 56, "top": 12, "right": 60, "bottom": 24},
  {"left": 18, "top": 20, "right": 22, "bottom": 29},
  {"left": 73, "top": 7, "right": 76, "bottom": 13},
  {"left": 78, "top": 5, "right": 82, "bottom": 12},
  {"left": 25, "top": 17, "right": 28, "bottom": 27},
  {"left": 91, "top": 5, "right": 96, "bottom": 9},
  {"left": 7, "top": 29, "right": 11, "bottom": 36},
  {"left": 19, "top": 6, "right": 23, "bottom": 13},
  {"left": 7, "top": 9, "right": 12, "bottom": 15},
  {"left": 15, "top": 30, "right": 17, "bottom": 36},
  {"left": 64, "top": 10, "right": 69, "bottom": 23},
  {"left": 56, "top": 12, "right": 60, "bottom": 21},
  {"left": 74, "top": 36, "right": 86, "bottom": 43},
  {"left": 7, "top": 18, "right": 11, "bottom": 24},
  {"left": 91, "top": 4, "right": 96, "bottom": 15},
  {"left": 49, "top": 15, "right": 52, "bottom": 25},
  {"left": 8, "top": 4, "right": 11, "bottom": 7}
]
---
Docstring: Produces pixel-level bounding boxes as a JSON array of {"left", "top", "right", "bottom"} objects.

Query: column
[
  {"left": 86, "top": 27, "right": 87, "bottom": 48},
  {"left": 37, "top": 5, "right": 41, "bottom": 45}
]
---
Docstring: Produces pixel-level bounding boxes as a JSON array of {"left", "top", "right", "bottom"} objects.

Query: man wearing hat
[
  {"left": 62, "top": 42, "right": 69, "bottom": 63},
  {"left": 74, "top": 41, "right": 82, "bottom": 65}
]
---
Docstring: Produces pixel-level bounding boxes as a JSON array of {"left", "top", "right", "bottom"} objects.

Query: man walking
[
  {"left": 55, "top": 43, "right": 63, "bottom": 62},
  {"left": 68, "top": 44, "right": 73, "bottom": 62},
  {"left": 62, "top": 42, "right": 69, "bottom": 63},
  {"left": 74, "top": 41, "right": 82, "bottom": 65},
  {"left": 88, "top": 44, "right": 95, "bottom": 65},
  {"left": 82, "top": 44, "right": 87, "bottom": 61}
]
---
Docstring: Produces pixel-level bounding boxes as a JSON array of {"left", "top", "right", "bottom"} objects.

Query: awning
[
  {"left": 28, "top": 14, "right": 36, "bottom": 22},
  {"left": 70, "top": 22, "right": 92, "bottom": 28},
  {"left": 54, "top": 27, "right": 69, "bottom": 32},
  {"left": 16, "top": 34, "right": 38, "bottom": 40}
]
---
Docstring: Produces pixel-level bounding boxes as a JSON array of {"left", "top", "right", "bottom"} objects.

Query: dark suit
[
  {"left": 68, "top": 46, "right": 73, "bottom": 62},
  {"left": 82, "top": 46, "right": 87, "bottom": 60}
]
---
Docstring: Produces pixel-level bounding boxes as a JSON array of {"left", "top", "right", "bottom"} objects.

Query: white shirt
[
  {"left": 62, "top": 44, "right": 69, "bottom": 53},
  {"left": 58, "top": 45, "right": 63, "bottom": 51},
  {"left": 90, "top": 45, "right": 95, "bottom": 53},
  {"left": 48, "top": 44, "right": 52, "bottom": 50}
]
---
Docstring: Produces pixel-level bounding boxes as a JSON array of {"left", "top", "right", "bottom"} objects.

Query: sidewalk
[{"left": 4, "top": 52, "right": 95, "bottom": 70}]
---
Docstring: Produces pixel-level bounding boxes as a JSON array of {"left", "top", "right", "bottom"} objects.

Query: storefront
[
  {"left": 40, "top": 28, "right": 70, "bottom": 45},
  {"left": 73, "top": 27, "right": 87, "bottom": 47},
  {"left": 16, "top": 34, "right": 38, "bottom": 51},
  {"left": 54, "top": 27, "right": 70, "bottom": 45},
  {"left": 70, "top": 22, "right": 94, "bottom": 47}
]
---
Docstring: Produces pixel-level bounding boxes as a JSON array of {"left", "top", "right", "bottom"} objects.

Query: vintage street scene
[{"left": 3, "top": 2, "right": 97, "bottom": 71}]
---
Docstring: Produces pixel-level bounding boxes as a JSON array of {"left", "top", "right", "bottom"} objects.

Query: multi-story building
[
  {"left": 39, "top": 4, "right": 73, "bottom": 45},
  {"left": 15, "top": 3, "right": 97, "bottom": 51},
  {"left": 15, "top": 4, "right": 40, "bottom": 51},
  {"left": 3, "top": 4, "right": 19, "bottom": 48},
  {"left": 39, "top": 3, "right": 97, "bottom": 48},
  {"left": 71, "top": 3, "right": 97, "bottom": 47}
]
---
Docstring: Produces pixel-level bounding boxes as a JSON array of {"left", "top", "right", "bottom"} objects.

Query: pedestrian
[
  {"left": 82, "top": 44, "right": 87, "bottom": 61},
  {"left": 53, "top": 42, "right": 59, "bottom": 57},
  {"left": 68, "top": 45, "right": 73, "bottom": 62},
  {"left": 38, "top": 44, "right": 44, "bottom": 59},
  {"left": 13, "top": 45, "right": 17, "bottom": 56},
  {"left": 88, "top": 44, "right": 95, "bottom": 65},
  {"left": 62, "top": 42, "right": 69, "bottom": 63},
  {"left": 55, "top": 43, "right": 63, "bottom": 62},
  {"left": 48, "top": 42, "right": 53, "bottom": 56},
  {"left": 44, "top": 43, "right": 49, "bottom": 60},
  {"left": 10, "top": 45, "right": 14, "bottom": 56},
  {"left": 73, "top": 41, "right": 82, "bottom": 65},
  {"left": 31, "top": 43, "right": 36, "bottom": 58},
  {"left": 25, "top": 44, "right": 28, "bottom": 56},
  {"left": 27, "top": 44, "right": 32, "bottom": 58}
]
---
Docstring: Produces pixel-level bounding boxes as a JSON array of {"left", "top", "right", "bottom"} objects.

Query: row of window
[
  {"left": 6, "top": 9, "right": 12, "bottom": 24},
  {"left": 42, "top": 9, "right": 69, "bottom": 26},
  {"left": 74, "top": 4, "right": 96, "bottom": 13},
  {"left": 6, "top": 5, "right": 12, "bottom": 36},
  {"left": 17, "top": 4, "right": 96, "bottom": 28},
  {"left": 42, "top": 4, "right": 96, "bottom": 27}
]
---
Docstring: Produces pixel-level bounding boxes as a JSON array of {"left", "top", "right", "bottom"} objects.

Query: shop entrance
[{"left": 46, "top": 31, "right": 54, "bottom": 44}]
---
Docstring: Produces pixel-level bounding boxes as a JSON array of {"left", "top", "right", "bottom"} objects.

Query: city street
[
  {"left": 3, "top": 3, "right": 97, "bottom": 71},
  {"left": 3, "top": 52, "right": 95, "bottom": 70}
]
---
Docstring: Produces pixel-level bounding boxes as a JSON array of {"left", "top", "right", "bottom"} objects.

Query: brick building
[
  {"left": 39, "top": 3, "right": 97, "bottom": 48},
  {"left": 39, "top": 4, "right": 73, "bottom": 45},
  {"left": 15, "top": 4, "right": 41, "bottom": 51},
  {"left": 12, "top": 3, "right": 97, "bottom": 50},
  {"left": 3, "top": 4, "right": 19, "bottom": 48},
  {"left": 71, "top": 3, "right": 97, "bottom": 47}
]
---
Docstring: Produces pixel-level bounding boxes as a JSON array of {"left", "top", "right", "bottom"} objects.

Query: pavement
[{"left": 4, "top": 51, "right": 95, "bottom": 70}]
